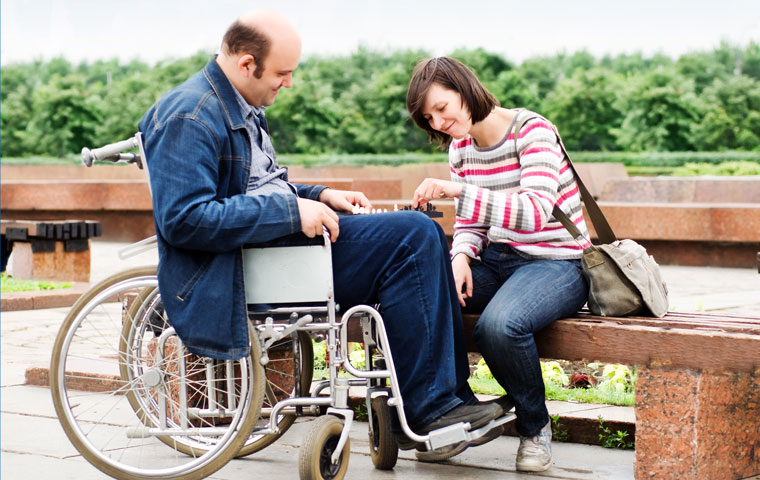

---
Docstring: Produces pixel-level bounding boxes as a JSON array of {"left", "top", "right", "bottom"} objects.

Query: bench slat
[{"left": 534, "top": 319, "right": 760, "bottom": 373}]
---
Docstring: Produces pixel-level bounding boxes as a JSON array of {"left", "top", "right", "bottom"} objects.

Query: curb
[
  {"left": 1, "top": 283, "right": 88, "bottom": 311},
  {"left": 27, "top": 366, "right": 635, "bottom": 448}
]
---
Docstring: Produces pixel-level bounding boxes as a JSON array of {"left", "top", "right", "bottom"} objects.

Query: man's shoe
[
  {"left": 419, "top": 401, "right": 503, "bottom": 434},
  {"left": 396, "top": 401, "right": 502, "bottom": 452},
  {"left": 414, "top": 424, "right": 504, "bottom": 463},
  {"left": 484, "top": 394, "right": 514, "bottom": 414},
  {"left": 394, "top": 432, "right": 418, "bottom": 451},
  {"left": 516, "top": 420, "right": 552, "bottom": 472}
]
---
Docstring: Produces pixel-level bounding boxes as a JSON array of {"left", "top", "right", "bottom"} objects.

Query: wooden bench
[
  {"left": 1, "top": 219, "right": 102, "bottom": 282},
  {"left": 349, "top": 309, "right": 760, "bottom": 478},
  {"left": 458, "top": 311, "right": 760, "bottom": 480}
]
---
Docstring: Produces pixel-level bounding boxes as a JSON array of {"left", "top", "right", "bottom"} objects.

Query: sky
[{"left": 2, "top": 0, "right": 759, "bottom": 67}]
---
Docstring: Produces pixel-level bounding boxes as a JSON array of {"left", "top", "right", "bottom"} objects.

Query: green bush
[{"left": 572, "top": 150, "right": 760, "bottom": 167}]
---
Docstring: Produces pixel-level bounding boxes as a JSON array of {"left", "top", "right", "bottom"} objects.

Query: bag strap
[{"left": 512, "top": 112, "right": 617, "bottom": 244}]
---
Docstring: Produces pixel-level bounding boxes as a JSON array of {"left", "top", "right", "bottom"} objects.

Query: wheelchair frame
[{"left": 51, "top": 133, "right": 513, "bottom": 480}]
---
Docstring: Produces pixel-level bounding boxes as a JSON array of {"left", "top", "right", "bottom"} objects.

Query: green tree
[
  {"left": 693, "top": 75, "right": 760, "bottom": 150},
  {"left": 516, "top": 56, "right": 563, "bottom": 100},
  {"left": 488, "top": 69, "right": 540, "bottom": 111},
  {"left": 22, "top": 74, "right": 102, "bottom": 157},
  {"left": 450, "top": 47, "right": 513, "bottom": 83},
  {"left": 613, "top": 67, "right": 702, "bottom": 151},
  {"left": 542, "top": 68, "right": 624, "bottom": 151},
  {"left": 676, "top": 51, "right": 733, "bottom": 93},
  {"left": 740, "top": 41, "right": 760, "bottom": 80},
  {"left": 267, "top": 68, "right": 344, "bottom": 154}
]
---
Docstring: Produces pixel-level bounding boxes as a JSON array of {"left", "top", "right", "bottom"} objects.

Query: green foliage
[
  {"left": 550, "top": 414, "right": 570, "bottom": 442},
  {"left": 472, "top": 358, "right": 493, "bottom": 379},
  {"left": 692, "top": 75, "right": 760, "bottom": 150},
  {"left": 597, "top": 416, "right": 634, "bottom": 449},
  {"left": 542, "top": 68, "right": 624, "bottom": 151},
  {"left": 348, "top": 343, "right": 366, "bottom": 369},
  {"left": 1, "top": 273, "right": 73, "bottom": 293},
  {"left": 572, "top": 150, "right": 760, "bottom": 167},
  {"left": 312, "top": 340, "right": 327, "bottom": 370},
  {"left": 672, "top": 161, "right": 760, "bottom": 176},
  {"left": 540, "top": 361, "right": 569, "bottom": 386},
  {"left": 4, "top": 42, "right": 760, "bottom": 158},
  {"left": 613, "top": 67, "right": 702, "bottom": 152},
  {"left": 544, "top": 379, "right": 634, "bottom": 406},
  {"left": 597, "top": 364, "right": 635, "bottom": 394},
  {"left": 354, "top": 402, "right": 369, "bottom": 422}
]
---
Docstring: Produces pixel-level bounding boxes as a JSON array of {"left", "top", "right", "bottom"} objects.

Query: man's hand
[
  {"left": 297, "top": 198, "right": 340, "bottom": 241},
  {"left": 318, "top": 188, "right": 372, "bottom": 213},
  {"left": 413, "top": 178, "right": 463, "bottom": 208},
  {"left": 452, "top": 253, "right": 473, "bottom": 307}
]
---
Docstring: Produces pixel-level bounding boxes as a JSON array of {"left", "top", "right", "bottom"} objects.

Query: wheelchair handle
[{"left": 81, "top": 136, "right": 139, "bottom": 167}]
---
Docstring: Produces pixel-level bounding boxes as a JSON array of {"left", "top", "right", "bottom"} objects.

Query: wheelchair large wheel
[
  {"left": 51, "top": 267, "right": 264, "bottom": 480},
  {"left": 298, "top": 415, "right": 350, "bottom": 480},
  {"left": 121, "top": 288, "right": 313, "bottom": 457},
  {"left": 368, "top": 396, "right": 398, "bottom": 470}
]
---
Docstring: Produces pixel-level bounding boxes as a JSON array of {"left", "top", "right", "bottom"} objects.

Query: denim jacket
[{"left": 138, "top": 58, "right": 326, "bottom": 359}]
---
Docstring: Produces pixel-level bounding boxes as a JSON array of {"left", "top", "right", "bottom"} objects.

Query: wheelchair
[{"left": 51, "top": 133, "right": 514, "bottom": 480}]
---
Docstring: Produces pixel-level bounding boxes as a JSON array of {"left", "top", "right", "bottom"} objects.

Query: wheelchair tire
[
  {"left": 368, "top": 396, "right": 398, "bottom": 470},
  {"left": 298, "top": 415, "right": 350, "bottom": 480},
  {"left": 120, "top": 285, "right": 313, "bottom": 457},
  {"left": 51, "top": 267, "right": 264, "bottom": 480}
]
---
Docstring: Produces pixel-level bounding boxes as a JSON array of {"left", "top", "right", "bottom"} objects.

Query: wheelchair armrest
[{"left": 243, "top": 231, "right": 326, "bottom": 249}]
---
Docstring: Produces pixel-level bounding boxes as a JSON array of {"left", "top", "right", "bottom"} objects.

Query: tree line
[{"left": 2, "top": 42, "right": 760, "bottom": 158}]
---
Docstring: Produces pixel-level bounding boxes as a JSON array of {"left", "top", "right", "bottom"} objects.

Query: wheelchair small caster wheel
[
  {"left": 368, "top": 396, "right": 397, "bottom": 470},
  {"left": 299, "top": 415, "right": 349, "bottom": 480}
]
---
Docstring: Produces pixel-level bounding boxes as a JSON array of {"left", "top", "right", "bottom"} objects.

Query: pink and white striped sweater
[{"left": 450, "top": 110, "right": 591, "bottom": 261}]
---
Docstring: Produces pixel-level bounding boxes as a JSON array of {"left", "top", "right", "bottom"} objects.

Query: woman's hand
[
  {"left": 412, "top": 178, "right": 463, "bottom": 208},
  {"left": 452, "top": 253, "right": 473, "bottom": 307}
]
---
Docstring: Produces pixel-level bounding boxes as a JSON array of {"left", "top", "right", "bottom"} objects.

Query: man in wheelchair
[{"left": 138, "top": 9, "right": 505, "bottom": 453}]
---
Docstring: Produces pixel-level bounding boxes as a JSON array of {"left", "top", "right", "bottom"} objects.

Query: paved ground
[{"left": 2, "top": 241, "right": 759, "bottom": 479}]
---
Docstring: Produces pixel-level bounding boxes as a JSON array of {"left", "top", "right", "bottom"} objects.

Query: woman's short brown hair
[{"left": 406, "top": 57, "right": 499, "bottom": 148}]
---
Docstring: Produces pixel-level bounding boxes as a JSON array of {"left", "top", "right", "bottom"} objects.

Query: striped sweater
[{"left": 450, "top": 110, "right": 591, "bottom": 261}]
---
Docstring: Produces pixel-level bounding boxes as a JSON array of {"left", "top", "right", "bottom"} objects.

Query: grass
[
  {"left": 314, "top": 341, "right": 635, "bottom": 407},
  {"left": 1, "top": 155, "right": 82, "bottom": 166},
  {"left": 467, "top": 376, "right": 634, "bottom": 406},
  {"left": 1, "top": 273, "right": 73, "bottom": 293}
]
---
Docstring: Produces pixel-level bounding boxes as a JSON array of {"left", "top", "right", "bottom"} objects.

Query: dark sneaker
[
  {"left": 414, "top": 424, "right": 504, "bottom": 463},
  {"left": 419, "top": 401, "right": 503, "bottom": 434},
  {"left": 394, "top": 432, "right": 419, "bottom": 451},
  {"left": 487, "top": 394, "right": 514, "bottom": 413},
  {"left": 395, "top": 401, "right": 502, "bottom": 451}
]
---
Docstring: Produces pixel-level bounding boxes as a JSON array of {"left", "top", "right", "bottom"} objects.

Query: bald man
[{"left": 139, "top": 10, "right": 504, "bottom": 449}]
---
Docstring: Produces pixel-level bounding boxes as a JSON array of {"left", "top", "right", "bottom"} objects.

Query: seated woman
[{"left": 406, "top": 56, "right": 590, "bottom": 472}]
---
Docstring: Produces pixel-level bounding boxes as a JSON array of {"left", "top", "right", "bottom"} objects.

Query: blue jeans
[
  {"left": 465, "top": 243, "right": 588, "bottom": 436},
  {"left": 331, "top": 211, "right": 474, "bottom": 430}
]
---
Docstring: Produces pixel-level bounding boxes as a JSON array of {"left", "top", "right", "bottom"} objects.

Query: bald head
[{"left": 217, "top": 10, "right": 302, "bottom": 107}]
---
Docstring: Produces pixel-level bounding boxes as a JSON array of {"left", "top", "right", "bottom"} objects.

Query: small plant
[
  {"left": 312, "top": 340, "right": 327, "bottom": 370},
  {"left": 354, "top": 402, "right": 368, "bottom": 422},
  {"left": 598, "top": 364, "right": 634, "bottom": 394},
  {"left": 472, "top": 358, "right": 493, "bottom": 379},
  {"left": 540, "top": 361, "right": 569, "bottom": 386},
  {"left": 550, "top": 414, "right": 570, "bottom": 442},
  {"left": 348, "top": 343, "right": 366, "bottom": 369},
  {"left": 597, "top": 415, "right": 634, "bottom": 449}
]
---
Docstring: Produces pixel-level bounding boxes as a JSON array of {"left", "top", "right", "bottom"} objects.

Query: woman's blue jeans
[
  {"left": 464, "top": 243, "right": 588, "bottom": 437},
  {"left": 330, "top": 211, "right": 474, "bottom": 430}
]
